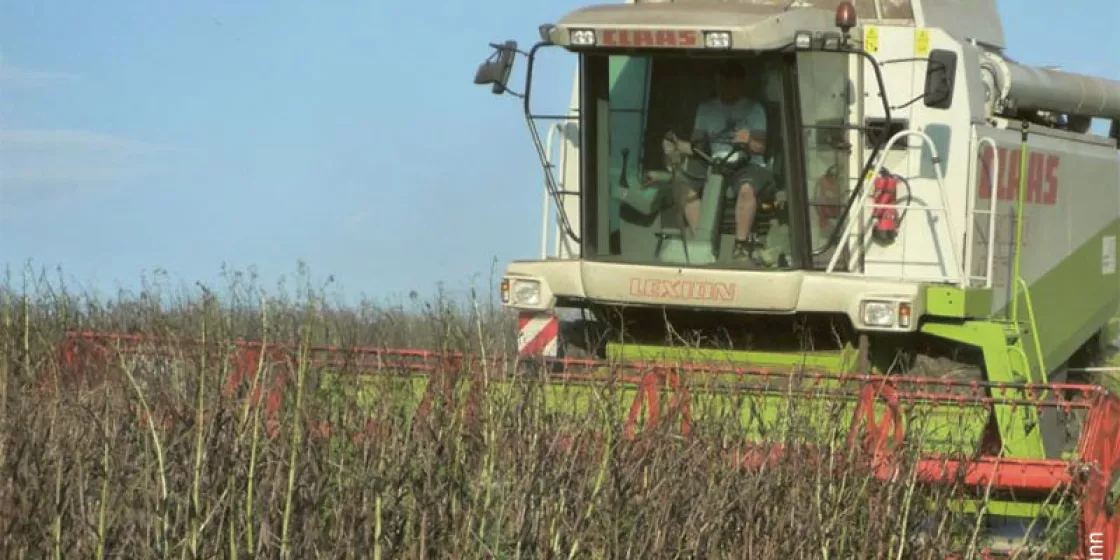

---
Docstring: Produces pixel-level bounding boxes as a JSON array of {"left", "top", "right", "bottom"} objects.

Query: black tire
[{"left": 558, "top": 319, "right": 610, "bottom": 360}]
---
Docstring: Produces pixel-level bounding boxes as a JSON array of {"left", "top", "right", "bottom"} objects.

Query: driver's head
[{"left": 714, "top": 61, "right": 747, "bottom": 104}]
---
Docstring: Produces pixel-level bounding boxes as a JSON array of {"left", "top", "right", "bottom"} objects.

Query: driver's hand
[
  {"left": 734, "top": 129, "right": 751, "bottom": 144},
  {"left": 661, "top": 137, "right": 675, "bottom": 156},
  {"left": 661, "top": 137, "right": 691, "bottom": 157}
]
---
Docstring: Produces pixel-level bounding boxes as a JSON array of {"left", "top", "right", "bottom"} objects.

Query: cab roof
[
  {"left": 550, "top": 3, "right": 837, "bottom": 51},
  {"left": 548, "top": 0, "right": 1005, "bottom": 51}
]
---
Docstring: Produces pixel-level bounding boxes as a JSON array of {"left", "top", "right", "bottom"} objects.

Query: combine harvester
[
  {"left": 470, "top": 0, "right": 1120, "bottom": 556},
  {"left": 52, "top": 0, "right": 1120, "bottom": 556}
]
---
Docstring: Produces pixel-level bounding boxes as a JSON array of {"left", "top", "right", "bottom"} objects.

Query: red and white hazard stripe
[{"left": 517, "top": 312, "right": 559, "bottom": 358}]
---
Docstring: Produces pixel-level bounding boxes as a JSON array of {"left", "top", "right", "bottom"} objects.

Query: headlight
[
  {"left": 794, "top": 30, "right": 813, "bottom": 50},
  {"left": 569, "top": 29, "right": 596, "bottom": 46},
  {"left": 511, "top": 280, "right": 542, "bottom": 306},
  {"left": 861, "top": 301, "right": 896, "bottom": 327},
  {"left": 704, "top": 31, "right": 731, "bottom": 49}
]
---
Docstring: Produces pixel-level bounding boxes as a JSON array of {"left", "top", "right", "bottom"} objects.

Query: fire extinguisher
[
  {"left": 871, "top": 170, "right": 900, "bottom": 243},
  {"left": 815, "top": 166, "right": 843, "bottom": 230}
]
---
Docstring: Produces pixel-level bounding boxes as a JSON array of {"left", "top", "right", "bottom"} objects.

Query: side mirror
[
  {"left": 474, "top": 40, "right": 518, "bottom": 95},
  {"left": 922, "top": 49, "right": 958, "bottom": 110}
]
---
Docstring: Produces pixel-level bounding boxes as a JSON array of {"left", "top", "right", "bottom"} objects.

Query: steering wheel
[
  {"left": 665, "top": 132, "right": 752, "bottom": 183},
  {"left": 663, "top": 132, "right": 788, "bottom": 268}
]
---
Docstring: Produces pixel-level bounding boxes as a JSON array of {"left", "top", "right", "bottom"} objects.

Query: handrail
[
  {"left": 1007, "top": 345, "right": 1032, "bottom": 384},
  {"left": 825, "top": 130, "right": 962, "bottom": 285},
  {"left": 972, "top": 136, "right": 1001, "bottom": 289},
  {"left": 1016, "top": 277, "right": 1048, "bottom": 383},
  {"left": 542, "top": 123, "right": 565, "bottom": 258},
  {"left": 555, "top": 122, "right": 572, "bottom": 258},
  {"left": 1009, "top": 124, "right": 1032, "bottom": 323},
  {"left": 1005, "top": 123, "right": 1047, "bottom": 384}
]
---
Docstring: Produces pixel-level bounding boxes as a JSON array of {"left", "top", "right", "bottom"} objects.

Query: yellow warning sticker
[
  {"left": 865, "top": 25, "right": 880, "bottom": 53},
  {"left": 915, "top": 28, "right": 930, "bottom": 57}
]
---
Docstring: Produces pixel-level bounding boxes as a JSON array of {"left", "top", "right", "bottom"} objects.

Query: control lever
[{"left": 619, "top": 148, "right": 631, "bottom": 189}]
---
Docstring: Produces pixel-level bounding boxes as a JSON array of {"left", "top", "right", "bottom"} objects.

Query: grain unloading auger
[{"left": 471, "top": 0, "right": 1120, "bottom": 555}]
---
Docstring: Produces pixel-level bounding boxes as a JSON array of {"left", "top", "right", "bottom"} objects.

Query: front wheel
[{"left": 558, "top": 319, "right": 610, "bottom": 360}]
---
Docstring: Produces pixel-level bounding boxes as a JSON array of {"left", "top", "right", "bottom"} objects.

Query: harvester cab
[
  {"left": 475, "top": 0, "right": 1120, "bottom": 555},
  {"left": 604, "top": 55, "right": 796, "bottom": 269},
  {"left": 475, "top": 4, "right": 886, "bottom": 274}
]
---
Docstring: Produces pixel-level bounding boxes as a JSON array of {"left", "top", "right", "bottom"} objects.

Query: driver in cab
[{"left": 664, "top": 60, "right": 775, "bottom": 261}]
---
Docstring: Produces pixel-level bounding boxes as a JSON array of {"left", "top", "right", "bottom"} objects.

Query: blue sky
[{"left": 0, "top": 0, "right": 1116, "bottom": 304}]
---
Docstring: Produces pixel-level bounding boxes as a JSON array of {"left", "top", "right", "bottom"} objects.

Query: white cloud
[
  {"left": 0, "top": 129, "right": 161, "bottom": 153},
  {"left": 0, "top": 65, "right": 79, "bottom": 88},
  {"left": 0, "top": 128, "right": 166, "bottom": 196},
  {"left": 0, "top": 62, "right": 159, "bottom": 202}
]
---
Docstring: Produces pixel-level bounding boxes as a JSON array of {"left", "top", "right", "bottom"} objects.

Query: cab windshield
[{"left": 578, "top": 51, "right": 853, "bottom": 270}]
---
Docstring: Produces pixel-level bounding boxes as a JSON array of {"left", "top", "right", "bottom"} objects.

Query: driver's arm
[
  {"left": 689, "top": 101, "right": 714, "bottom": 146},
  {"left": 663, "top": 102, "right": 712, "bottom": 159}
]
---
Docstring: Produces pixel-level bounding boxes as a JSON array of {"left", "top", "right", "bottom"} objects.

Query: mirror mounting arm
[
  {"left": 473, "top": 37, "right": 580, "bottom": 244},
  {"left": 518, "top": 40, "right": 582, "bottom": 244},
  {"left": 520, "top": 41, "right": 555, "bottom": 118}
]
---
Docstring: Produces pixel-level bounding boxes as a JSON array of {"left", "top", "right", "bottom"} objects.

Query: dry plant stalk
[{"left": 0, "top": 263, "right": 1081, "bottom": 558}]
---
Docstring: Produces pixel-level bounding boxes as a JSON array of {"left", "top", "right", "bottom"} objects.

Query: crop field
[{"left": 0, "top": 265, "right": 1110, "bottom": 558}]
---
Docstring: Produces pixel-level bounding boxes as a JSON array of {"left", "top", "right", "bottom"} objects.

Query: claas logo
[
  {"left": 978, "top": 146, "right": 1060, "bottom": 206},
  {"left": 599, "top": 29, "right": 700, "bottom": 48}
]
